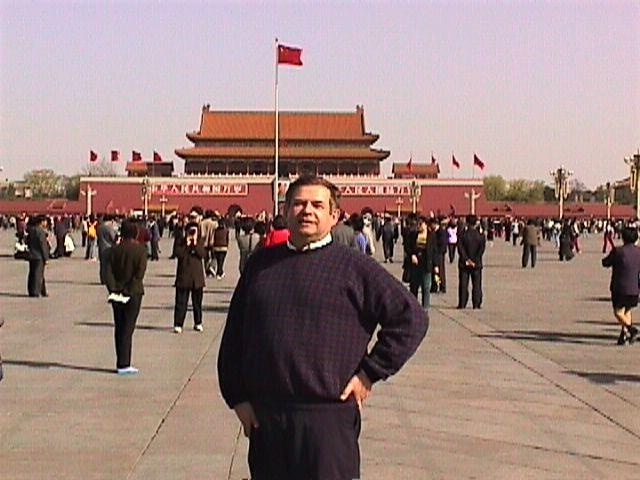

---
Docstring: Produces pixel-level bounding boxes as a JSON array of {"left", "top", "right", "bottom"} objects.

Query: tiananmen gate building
[{"left": 78, "top": 105, "right": 488, "bottom": 217}]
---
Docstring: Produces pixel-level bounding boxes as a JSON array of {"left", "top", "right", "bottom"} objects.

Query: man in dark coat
[
  {"left": 457, "top": 215, "right": 486, "bottom": 309},
  {"left": 173, "top": 221, "right": 206, "bottom": 333},
  {"left": 521, "top": 219, "right": 541, "bottom": 268},
  {"left": 27, "top": 215, "right": 50, "bottom": 297},
  {"left": 105, "top": 220, "right": 147, "bottom": 375}
]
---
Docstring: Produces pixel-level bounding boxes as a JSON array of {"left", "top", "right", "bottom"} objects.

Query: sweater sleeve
[
  {"left": 356, "top": 260, "right": 428, "bottom": 383},
  {"left": 217, "top": 272, "right": 250, "bottom": 408}
]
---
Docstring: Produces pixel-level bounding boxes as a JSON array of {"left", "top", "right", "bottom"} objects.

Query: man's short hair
[
  {"left": 285, "top": 175, "right": 341, "bottom": 211},
  {"left": 621, "top": 227, "right": 638, "bottom": 245},
  {"left": 120, "top": 220, "right": 138, "bottom": 240}
]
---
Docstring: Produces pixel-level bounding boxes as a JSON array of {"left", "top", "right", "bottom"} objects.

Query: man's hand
[
  {"left": 233, "top": 401, "right": 259, "bottom": 437},
  {"left": 340, "top": 371, "right": 372, "bottom": 410}
]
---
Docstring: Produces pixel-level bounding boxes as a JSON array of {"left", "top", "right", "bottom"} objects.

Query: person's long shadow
[
  {"left": 75, "top": 321, "right": 172, "bottom": 332},
  {"left": 0, "top": 292, "right": 30, "bottom": 298},
  {"left": 3, "top": 359, "right": 113, "bottom": 374},
  {"left": 565, "top": 370, "right": 640, "bottom": 385},
  {"left": 479, "top": 329, "right": 614, "bottom": 346},
  {"left": 140, "top": 304, "right": 230, "bottom": 313}
]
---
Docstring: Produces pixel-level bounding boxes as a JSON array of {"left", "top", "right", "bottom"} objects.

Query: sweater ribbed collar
[{"left": 286, "top": 233, "right": 333, "bottom": 252}]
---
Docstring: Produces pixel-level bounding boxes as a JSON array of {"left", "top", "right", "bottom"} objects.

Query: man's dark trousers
[
  {"left": 458, "top": 268, "right": 482, "bottom": 308},
  {"left": 174, "top": 288, "right": 203, "bottom": 327},
  {"left": 249, "top": 401, "right": 361, "bottom": 480},
  {"left": 112, "top": 295, "right": 142, "bottom": 369},
  {"left": 521, "top": 245, "right": 537, "bottom": 268},
  {"left": 27, "top": 259, "right": 46, "bottom": 297}
]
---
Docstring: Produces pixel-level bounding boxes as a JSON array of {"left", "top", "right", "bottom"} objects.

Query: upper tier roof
[{"left": 187, "top": 105, "right": 380, "bottom": 142}]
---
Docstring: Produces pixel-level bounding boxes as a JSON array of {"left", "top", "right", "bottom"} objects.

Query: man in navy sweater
[{"left": 218, "top": 175, "right": 428, "bottom": 480}]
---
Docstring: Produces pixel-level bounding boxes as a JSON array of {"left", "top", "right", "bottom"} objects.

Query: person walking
[
  {"left": 602, "top": 227, "right": 640, "bottom": 345},
  {"left": 236, "top": 218, "right": 261, "bottom": 274},
  {"left": 457, "top": 215, "right": 486, "bottom": 309},
  {"left": 200, "top": 210, "right": 218, "bottom": 277},
  {"left": 404, "top": 217, "right": 438, "bottom": 310},
  {"left": 105, "top": 220, "right": 147, "bottom": 375},
  {"left": 26, "top": 215, "right": 50, "bottom": 298},
  {"left": 381, "top": 214, "right": 399, "bottom": 263},
  {"left": 172, "top": 221, "right": 206, "bottom": 333},
  {"left": 521, "top": 219, "right": 541, "bottom": 268},
  {"left": 446, "top": 220, "right": 458, "bottom": 264},
  {"left": 217, "top": 175, "right": 427, "bottom": 480},
  {"left": 602, "top": 221, "right": 616, "bottom": 254},
  {"left": 148, "top": 216, "right": 160, "bottom": 261},
  {"left": 212, "top": 218, "right": 229, "bottom": 279},
  {"left": 85, "top": 216, "right": 98, "bottom": 261}
]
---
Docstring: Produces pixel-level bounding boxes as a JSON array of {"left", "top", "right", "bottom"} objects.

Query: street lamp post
[
  {"left": 80, "top": 184, "right": 97, "bottom": 216},
  {"left": 159, "top": 195, "right": 168, "bottom": 218},
  {"left": 624, "top": 151, "right": 640, "bottom": 219},
  {"left": 395, "top": 196, "right": 404, "bottom": 218},
  {"left": 141, "top": 176, "right": 151, "bottom": 218},
  {"left": 464, "top": 188, "right": 481, "bottom": 215},
  {"left": 550, "top": 165, "right": 573, "bottom": 220},
  {"left": 604, "top": 181, "right": 615, "bottom": 221},
  {"left": 410, "top": 180, "right": 421, "bottom": 214}
]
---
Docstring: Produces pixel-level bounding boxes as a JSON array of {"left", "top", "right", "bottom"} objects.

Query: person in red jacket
[{"left": 263, "top": 214, "right": 290, "bottom": 248}]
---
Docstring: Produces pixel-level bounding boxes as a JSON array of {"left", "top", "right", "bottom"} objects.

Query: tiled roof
[
  {"left": 175, "top": 146, "right": 390, "bottom": 160},
  {"left": 392, "top": 163, "right": 440, "bottom": 175},
  {"left": 125, "top": 162, "right": 148, "bottom": 172},
  {"left": 188, "top": 108, "right": 379, "bottom": 141}
]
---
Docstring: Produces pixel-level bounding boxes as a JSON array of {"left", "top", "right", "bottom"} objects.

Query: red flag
[
  {"left": 431, "top": 154, "right": 437, "bottom": 165},
  {"left": 153, "top": 151, "right": 163, "bottom": 163},
  {"left": 452, "top": 154, "right": 460, "bottom": 169},
  {"left": 278, "top": 44, "right": 303, "bottom": 66},
  {"left": 89, "top": 150, "right": 98, "bottom": 162},
  {"left": 132, "top": 151, "right": 142, "bottom": 162},
  {"left": 473, "top": 154, "right": 485, "bottom": 170},
  {"left": 111, "top": 150, "right": 120, "bottom": 162},
  {"left": 406, "top": 155, "right": 413, "bottom": 173}
]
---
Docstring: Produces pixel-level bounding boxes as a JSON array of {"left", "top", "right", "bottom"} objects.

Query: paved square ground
[{"left": 1, "top": 229, "right": 639, "bottom": 479}]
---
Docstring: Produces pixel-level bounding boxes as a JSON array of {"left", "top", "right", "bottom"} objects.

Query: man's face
[{"left": 286, "top": 185, "right": 339, "bottom": 245}]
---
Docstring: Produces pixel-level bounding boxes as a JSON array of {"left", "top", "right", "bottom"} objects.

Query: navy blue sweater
[{"left": 217, "top": 241, "right": 428, "bottom": 408}]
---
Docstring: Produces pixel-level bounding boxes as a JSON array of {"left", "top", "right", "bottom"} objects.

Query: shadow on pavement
[
  {"left": 76, "top": 321, "right": 173, "bottom": 332},
  {"left": 479, "top": 329, "right": 614, "bottom": 345},
  {"left": 3, "top": 359, "right": 114, "bottom": 374},
  {"left": 0, "top": 291, "right": 30, "bottom": 298},
  {"left": 565, "top": 370, "right": 640, "bottom": 385},
  {"left": 47, "top": 279, "right": 103, "bottom": 286},
  {"left": 584, "top": 296, "right": 611, "bottom": 302},
  {"left": 140, "top": 304, "right": 230, "bottom": 313}
]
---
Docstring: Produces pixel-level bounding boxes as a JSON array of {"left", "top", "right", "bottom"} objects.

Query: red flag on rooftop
[
  {"left": 473, "top": 154, "right": 485, "bottom": 170},
  {"left": 89, "top": 150, "right": 98, "bottom": 162},
  {"left": 278, "top": 44, "right": 303, "bottom": 66},
  {"left": 153, "top": 151, "right": 163, "bottom": 163},
  {"left": 452, "top": 154, "right": 460, "bottom": 169},
  {"left": 111, "top": 150, "right": 120, "bottom": 162},
  {"left": 132, "top": 151, "right": 142, "bottom": 162},
  {"left": 431, "top": 154, "right": 437, "bottom": 165},
  {"left": 406, "top": 155, "right": 413, "bottom": 173}
]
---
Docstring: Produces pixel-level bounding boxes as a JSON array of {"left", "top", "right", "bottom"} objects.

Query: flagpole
[{"left": 274, "top": 38, "right": 280, "bottom": 217}]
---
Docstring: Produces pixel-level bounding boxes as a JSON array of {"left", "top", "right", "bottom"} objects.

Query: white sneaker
[
  {"left": 117, "top": 366, "right": 139, "bottom": 376},
  {"left": 173, "top": 326, "right": 183, "bottom": 334},
  {"left": 194, "top": 324, "right": 204, "bottom": 332}
]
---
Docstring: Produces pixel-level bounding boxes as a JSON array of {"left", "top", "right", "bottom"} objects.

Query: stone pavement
[{"left": 1, "top": 229, "right": 639, "bottom": 479}]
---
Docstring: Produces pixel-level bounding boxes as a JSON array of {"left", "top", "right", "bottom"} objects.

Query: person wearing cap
[
  {"left": 457, "top": 215, "right": 486, "bottom": 309},
  {"left": 218, "top": 175, "right": 427, "bottom": 480}
]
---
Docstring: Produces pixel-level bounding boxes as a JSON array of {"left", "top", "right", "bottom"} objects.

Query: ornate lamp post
[
  {"left": 464, "top": 188, "right": 481, "bottom": 215},
  {"left": 80, "top": 184, "right": 97, "bottom": 216},
  {"left": 624, "top": 151, "right": 640, "bottom": 218},
  {"left": 410, "top": 180, "right": 421, "bottom": 214},
  {"left": 141, "top": 176, "right": 151, "bottom": 218},
  {"left": 159, "top": 195, "right": 168, "bottom": 218},
  {"left": 550, "top": 165, "right": 573, "bottom": 220},
  {"left": 395, "top": 196, "right": 404, "bottom": 218},
  {"left": 604, "top": 181, "right": 615, "bottom": 221}
]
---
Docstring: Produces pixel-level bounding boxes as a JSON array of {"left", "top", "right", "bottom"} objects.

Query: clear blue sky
[{"left": 1, "top": 0, "right": 638, "bottom": 189}]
